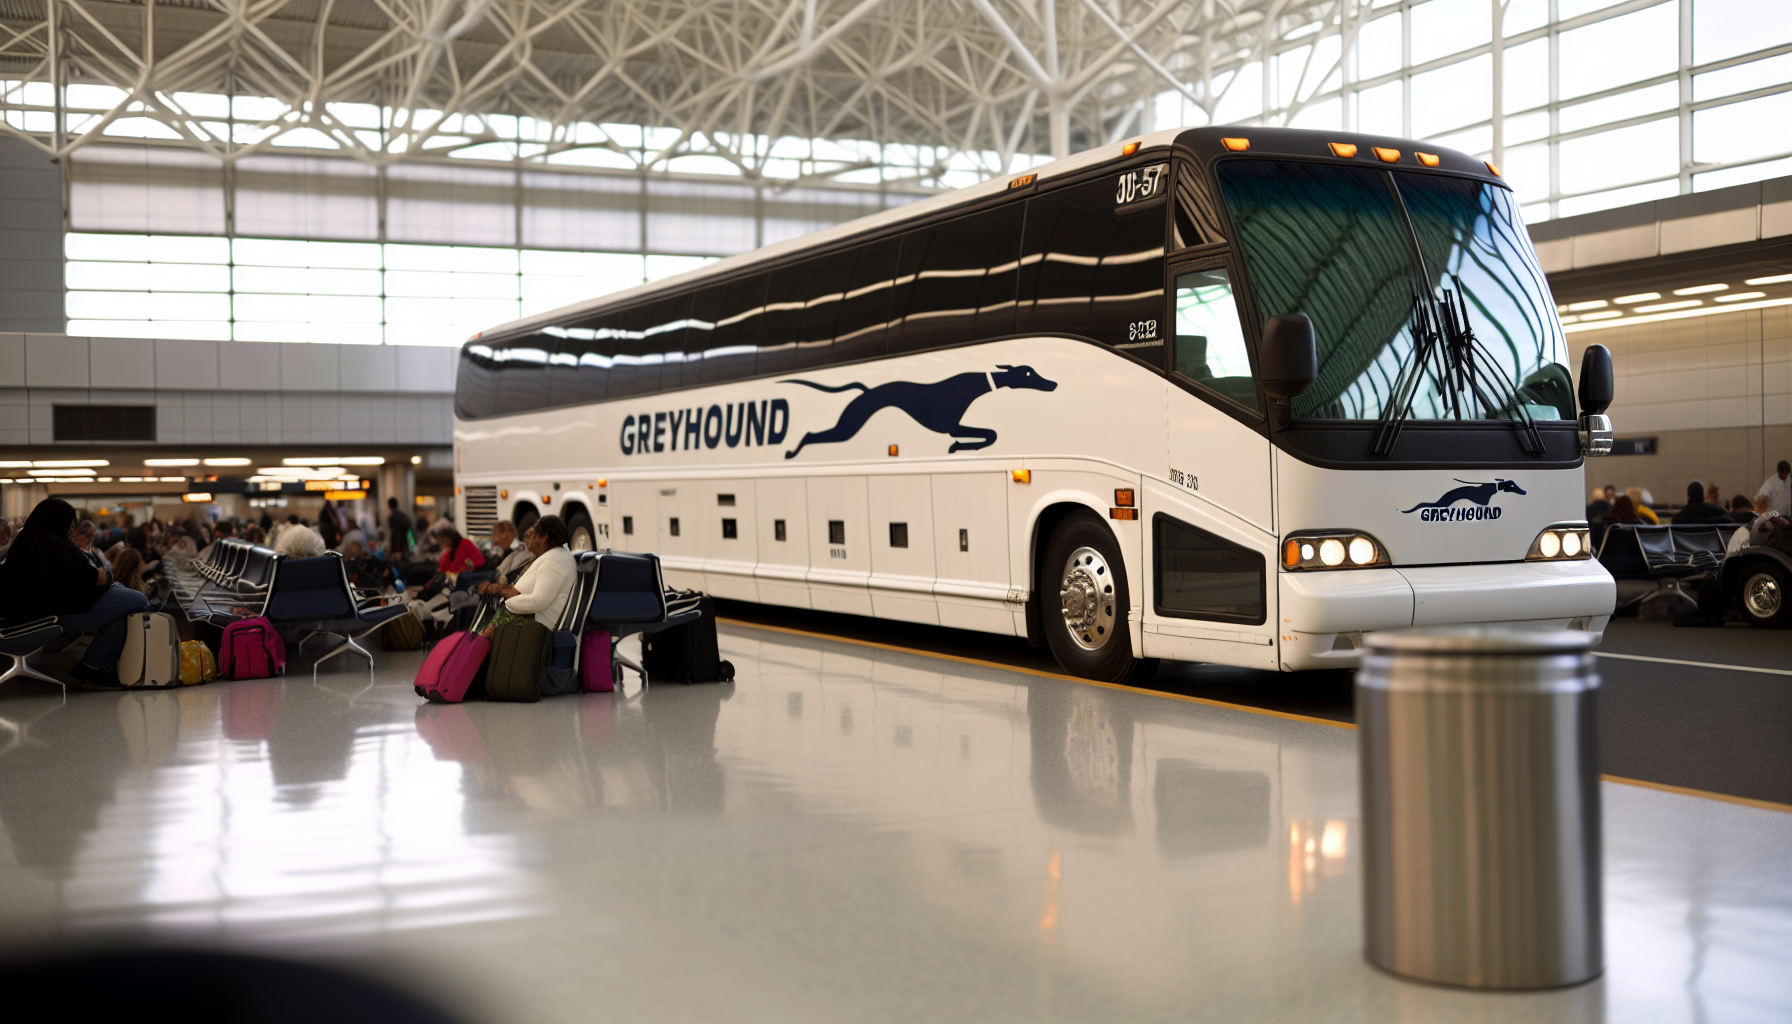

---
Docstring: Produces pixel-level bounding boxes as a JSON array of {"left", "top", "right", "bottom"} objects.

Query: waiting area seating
[
  {"left": 587, "top": 551, "right": 702, "bottom": 686},
  {"left": 1596, "top": 522, "right": 1743, "bottom": 612},
  {"left": 262, "top": 555, "right": 411, "bottom": 668},
  {"left": 0, "top": 615, "right": 65, "bottom": 690}
]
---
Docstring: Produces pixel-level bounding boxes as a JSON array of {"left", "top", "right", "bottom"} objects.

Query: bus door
[{"left": 1142, "top": 256, "right": 1278, "bottom": 667}]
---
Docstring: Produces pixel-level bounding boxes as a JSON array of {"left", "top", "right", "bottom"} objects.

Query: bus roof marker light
[
  {"left": 1011, "top": 469, "right": 1031, "bottom": 484},
  {"left": 1416, "top": 152, "right": 1440, "bottom": 167},
  {"left": 1008, "top": 173, "right": 1036, "bottom": 190},
  {"left": 1221, "top": 137, "right": 1250, "bottom": 152},
  {"left": 1328, "top": 142, "right": 1357, "bottom": 158},
  {"left": 1121, "top": 141, "right": 1140, "bottom": 156},
  {"left": 1484, "top": 161, "right": 1501, "bottom": 176},
  {"left": 1373, "top": 147, "right": 1401, "bottom": 163}
]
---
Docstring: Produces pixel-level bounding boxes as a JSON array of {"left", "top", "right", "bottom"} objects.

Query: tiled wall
[
  {"left": 0, "top": 333, "right": 456, "bottom": 447},
  {"left": 0, "top": 140, "right": 64, "bottom": 334},
  {"left": 1567, "top": 305, "right": 1792, "bottom": 505}
]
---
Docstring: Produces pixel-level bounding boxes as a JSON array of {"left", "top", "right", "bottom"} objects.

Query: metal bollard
[{"left": 1357, "top": 629, "right": 1602, "bottom": 990}]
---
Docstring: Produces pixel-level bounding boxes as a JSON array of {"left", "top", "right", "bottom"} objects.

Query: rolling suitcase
[
  {"left": 641, "top": 595, "right": 735, "bottom": 683},
  {"left": 580, "top": 630, "right": 613, "bottom": 692},
  {"left": 413, "top": 631, "right": 491, "bottom": 704},
  {"left": 219, "top": 617, "right": 285, "bottom": 679},
  {"left": 118, "top": 612, "right": 182, "bottom": 689},
  {"left": 485, "top": 620, "right": 554, "bottom": 702}
]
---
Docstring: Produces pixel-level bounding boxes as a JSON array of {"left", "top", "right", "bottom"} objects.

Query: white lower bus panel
[{"left": 1276, "top": 558, "right": 1615, "bottom": 670}]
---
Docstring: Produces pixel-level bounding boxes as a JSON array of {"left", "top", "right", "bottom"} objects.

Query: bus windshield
[{"left": 1216, "top": 160, "right": 1572, "bottom": 424}]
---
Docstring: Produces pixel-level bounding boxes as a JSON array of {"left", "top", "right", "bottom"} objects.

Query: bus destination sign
[{"left": 1117, "top": 163, "right": 1169, "bottom": 206}]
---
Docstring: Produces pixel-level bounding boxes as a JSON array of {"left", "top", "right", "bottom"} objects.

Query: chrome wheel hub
[
  {"left": 571, "top": 524, "right": 595, "bottom": 552},
  {"left": 1059, "top": 546, "right": 1116, "bottom": 651},
  {"left": 1743, "top": 572, "right": 1782, "bottom": 619}
]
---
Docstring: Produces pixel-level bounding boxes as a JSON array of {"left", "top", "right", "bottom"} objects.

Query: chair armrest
[{"left": 0, "top": 616, "right": 59, "bottom": 640}]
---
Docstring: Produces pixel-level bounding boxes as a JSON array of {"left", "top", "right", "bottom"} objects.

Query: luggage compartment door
[
  {"left": 805, "top": 475, "right": 872, "bottom": 615},
  {"left": 932, "top": 471, "right": 1014, "bottom": 635},
  {"left": 868, "top": 474, "right": 937, "bottom": 625}
]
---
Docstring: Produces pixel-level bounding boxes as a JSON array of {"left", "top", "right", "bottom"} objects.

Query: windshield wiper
[{"left": 1369, "top": 278, "right": 1545, "bottom": 458}]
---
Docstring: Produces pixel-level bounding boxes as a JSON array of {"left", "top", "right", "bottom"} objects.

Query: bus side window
[
  {"left": 1153, "top": 514, "right": 1265, "bottom": 626},
  {"left": 1018, "top": 175, "right": 1166, "bottom": 354},
  {"left": 455, "top": 343, "right": 502, "bottom": 420},
  {"left": 890, "top": 205, "right": 1023, "bottom": 353},
  {"left": 687, "top": 274, "right": 768, "bottom": 386},
  {"left": 1173, "top": 268, "right": 1257, "bottom": 411},
  {"left": 493, "top": 340, "right": 552, "bottom": 416}
]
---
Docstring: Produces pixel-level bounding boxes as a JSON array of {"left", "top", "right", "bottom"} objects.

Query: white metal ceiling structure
[{"left": 0, "top": 0, "right": 1340, "bottom": 184}]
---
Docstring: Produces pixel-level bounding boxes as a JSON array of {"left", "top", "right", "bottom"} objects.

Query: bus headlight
[
  {"left": 1527, "top": 524, "right": 1592, "bottom": 561},
  {"left": 1282, "top": 531, "right": 1392, "bottom": 571}
]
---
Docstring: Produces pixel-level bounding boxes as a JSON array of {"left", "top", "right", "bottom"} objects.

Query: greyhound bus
[{"left": 451, "top": 126, "right": 1617, "bottom": 682}]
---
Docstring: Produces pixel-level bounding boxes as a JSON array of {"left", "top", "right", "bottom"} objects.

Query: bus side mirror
[
  {"left": 1578, "top": 344, "right": 1613, "bottom": 415},
  {"left": 1259, "top": 314, "right": 1317, "bottom": 402}
]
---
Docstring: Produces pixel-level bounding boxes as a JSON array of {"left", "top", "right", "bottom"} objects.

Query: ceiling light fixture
[
  {"left": 1634, "top": 300, "right": 1702, "bottom": 313},
  {"left": 36, "top": 459, "right": 109, "bottom": 468},
  {"left": 1744, "top": 273, "right": 1792, "bottom": 285},
  {"left": 1715, "top": 291, "right": 1768, "bottom": 302},
  {"left": 1672, "top": 284, "right": 1728, "bottom": 295},
  {"left": 204, "top": 457, "right": 252, "bottom": 466},
  {"left": 1614, "top": 292, "right": 1661, "bottom": 304},
  {"left": 144, "top": 458, "right": 200, "bottom": 467},
  {"left": 1566, "top": 300, "right": 1608, "bottom": 311},
  {"left": 28, "top": 468, "right": 97, "bottom": 477},
  {"left": 1578, "top": 310, "right": 1622, "bottom": 321}
]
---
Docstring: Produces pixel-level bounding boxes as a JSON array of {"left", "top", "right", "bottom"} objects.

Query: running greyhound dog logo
[
  {"left": 781, "top": 365, "right": 1058, "bottom": 459},
  {"left": 1401, "top": 478, "right": 1527, "bottom": 522}
]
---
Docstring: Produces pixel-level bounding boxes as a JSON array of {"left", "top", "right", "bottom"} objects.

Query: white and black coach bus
[{"left": 452, "top": 126, "right": 1618, "bottom": 682}]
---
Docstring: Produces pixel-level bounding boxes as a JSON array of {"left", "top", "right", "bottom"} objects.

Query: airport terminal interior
[{"left": 0, "top": 0, "right": 1789, "bottom": 1020}]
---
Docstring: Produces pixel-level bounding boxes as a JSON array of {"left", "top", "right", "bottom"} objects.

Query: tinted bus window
[
  {"left": 493, "top": 341, "right": 551, "bottom": 415},
  {"left": 759, "top": 254, "right": 854, "bottom": 376},
  {"left": 891, "top": 205, "right": 1023, "bottom": 352},
  {"left": 831, "top": 237, "right": 898, "bottom": 365},
  {"left": 455, "top": 344, "right": 501, "bottom": 419},
  {"left": 544, "top": 327, "right": 610, "bottom": 407},
  {"left": 686, "top": 274, "right": 768, "bottom": 385},
  {"left": 1153, "top": 514, "right": 1265, "bottom": 625},
  {"left": 1019, "top": 175, "right": 1167, "bottom": 355}
]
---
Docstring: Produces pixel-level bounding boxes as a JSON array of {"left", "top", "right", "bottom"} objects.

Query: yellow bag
[{"left": 179, "top": 640, "right": 217, "bottom": 685}]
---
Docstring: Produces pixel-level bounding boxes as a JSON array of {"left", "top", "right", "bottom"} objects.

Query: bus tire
[
  {"left": 1735, "top": 560, "right": 1790, "bottom": 629},
  {"left": 565, "top": 508, "right": 597, "bottom": 553},
  {"left": 1041, "top": 510, "right": 1145, "bottom": 683}
]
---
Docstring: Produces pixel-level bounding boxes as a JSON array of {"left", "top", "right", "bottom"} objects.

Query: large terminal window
[{"left": 1216, "top": 160, "right": 1573, "bottom": 423}]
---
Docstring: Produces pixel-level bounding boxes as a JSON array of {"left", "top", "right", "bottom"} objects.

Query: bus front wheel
[
  {"left": 565, "top": 508, "right": 598, "bottom": 553},
  {"left": 1042, "top": 511, "right": 1152, "bottom": 683}
]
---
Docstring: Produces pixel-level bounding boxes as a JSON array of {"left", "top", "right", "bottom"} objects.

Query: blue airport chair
[
  {"left": 0, "top": 616, "right": 65, "bottom": 691},
  {"left": 545, "top": 552, "right": 602, "bottom": 693},
  {"left": 586, "top": 552, "right": 700, "bottom": 687},
  {"left": 263, "top": 554, "right": 410, "bottom": 669}
]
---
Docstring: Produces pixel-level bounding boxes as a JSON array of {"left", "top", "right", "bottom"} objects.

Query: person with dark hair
[
  {"left": 1601, "top": 494, "right": 1643, "bottom": 525},
  {"left": 1671, "top": 480, "right": 1730, "bottom": 525},
  {"left": 434, "top": 523, "right": 485, "bottom": 577},
  {"left": 1757, "top": 459, "right": 1791, "bottom": 517},
  {"left": 109, "top": 547, "right": 149, "bottom": 595},
  {"left": 69, "top": 519, "right": 108, "bottom": 572},
  {"left": 1729, "top": 494, "right": 1757, "bottom": 524},
  {"left": 199, "top": 519, "right": 234, "bottom": 560},
  {"left": 386, "top": 496, "right": 412, "bottom": 561},
  {"left": 475, "top": 515, "right": 575, "bottom": 638},
  {"left": 0, "top": 499, "right": 150, "bottom": 687},
  {"left": 316, "top": 500, "right": 342, "bottom": 550}
]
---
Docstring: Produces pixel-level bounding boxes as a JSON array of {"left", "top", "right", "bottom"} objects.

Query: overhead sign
[{"left": 1610, "top": 437, "right": 1656, "bottom": 456}]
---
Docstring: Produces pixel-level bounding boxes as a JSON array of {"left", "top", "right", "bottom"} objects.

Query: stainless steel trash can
[{"left": 1358, "top": 629, "right": 1602, "bottom": 990}]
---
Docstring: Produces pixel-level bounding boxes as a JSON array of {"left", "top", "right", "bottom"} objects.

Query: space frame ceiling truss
[{"left": 0, "top": 0, "right": 1350, "bottom": 186}]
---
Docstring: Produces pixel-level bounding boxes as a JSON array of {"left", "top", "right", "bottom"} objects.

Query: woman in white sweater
[{"left": 476, "top": 515, "right": 576, "bottom": 635}]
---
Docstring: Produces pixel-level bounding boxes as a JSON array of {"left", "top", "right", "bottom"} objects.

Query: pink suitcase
[
  {"left": 415, "top": 631, "right": 491, "bottom": 704},
  {"left": 580, "top": 630, "right": 613, "bottom": 692}
]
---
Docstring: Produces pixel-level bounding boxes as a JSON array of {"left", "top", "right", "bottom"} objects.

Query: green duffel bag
[
  {"left": 485, "top": 619, "right": 554, "bottom": 703},
  {"left": 383, "top": 611, "right": 424, "bottom": 651}
]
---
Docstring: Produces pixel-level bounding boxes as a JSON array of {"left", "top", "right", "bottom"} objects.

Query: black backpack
[
  {"left": 485, "top": 619, "right": 554, "bottom": 702},
  {"left": 642, "top": 594, "right": 735, "bottom": 683}
]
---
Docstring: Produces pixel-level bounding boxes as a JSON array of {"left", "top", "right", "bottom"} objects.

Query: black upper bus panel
[{"left": 1173, "top": 126, "right": 1504, "bottom": 186}]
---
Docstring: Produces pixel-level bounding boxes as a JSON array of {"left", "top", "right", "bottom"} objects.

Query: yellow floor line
[{"left": 720, "top": 617, "right": 1792, "bottom": 815}]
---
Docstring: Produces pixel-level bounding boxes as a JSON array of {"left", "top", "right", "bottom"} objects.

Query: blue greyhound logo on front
[
  {"left": 1401, "top": 478, "right": 1527, "bottom": 521},
  {"left": 781, "top": 365, "right": 1058, "bottom": 458}
]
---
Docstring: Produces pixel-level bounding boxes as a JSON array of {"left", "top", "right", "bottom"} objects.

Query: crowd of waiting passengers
[{"left": 0, "top": 495, "right": 578, "bottom": 690}]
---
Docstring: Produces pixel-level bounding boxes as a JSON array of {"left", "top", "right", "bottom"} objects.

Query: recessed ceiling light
[
  {"left": 158, "top": 476, "right": 188, "bottom": 482},
  {"left": 1566, "top": 300, "right": 1608, "bottom": 311},
  {"left": 1614, "top": 292, "right": 1660, "bottom": 304},
  {"left": 35, "top": 459, "right": 109, "bottom": 468},
  {"left": 1634, "top": 300, "right": 1703, "bottom": 313},
  {"left": 119, "top": 476, "right": 145, "bottom": 482},
  {"left": 144, "top": 458, "right": 200, "bottom": 467},
  {"left": 1578, "top": 311, "right": 1622, "bottom": 321},
  {"left": 1559, "top": 314, "right": 1579, "bottom": 323},
  {"left": 1672, "top": 283, "right": 1728, "bottom": 295},
  {"left": 204, "top": 457, "right": 252, "bottom": 466},
  {"left": 1714, "top": 291, "right": 1767, "bottom": 302},
  {"left": 28, "top": 468, "right": 97, "bottom": 476},
  {"left": 1744, "top": 273, "right": 1792, "bottom": 285}
]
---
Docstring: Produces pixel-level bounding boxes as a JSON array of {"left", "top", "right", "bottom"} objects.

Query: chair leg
[
  {"left": 0, "top": 650, "right": 66, "bottom": 691},
  {"left": 313, "top": 634, "right": 374, "bottom": 669},
  {"left": 612, "top": 645, "right": 647, "bottom": 688}
]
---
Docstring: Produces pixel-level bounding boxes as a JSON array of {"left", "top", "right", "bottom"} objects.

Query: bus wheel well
[
  {"left": 511, "top": 502, "right": 540, "bottom": 532},
  {"left": 1026, "top": 501, "right": 1105, "bottom": 647}
]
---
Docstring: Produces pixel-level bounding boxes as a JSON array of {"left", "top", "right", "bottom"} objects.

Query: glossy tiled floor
[{"left": 0, "top": 624, "right": 1787, "bottom": 1023}]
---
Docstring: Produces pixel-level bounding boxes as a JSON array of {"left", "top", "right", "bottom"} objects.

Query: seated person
[
  {"left": 1671, "top": 480, "right": 1731, "bottom": 525},
  {"left": 476, "top": 516, "right": 575, "bottom": 637},
  {"left": 110, "top": 548, "right": 150, "bottom": 595},
  {"left": 435, "top": 524, "right": 486, "bottom": 579},
  {"left": 1625, "top": 487, "right": 1660, "bottom": 524},
  {"left": 273, "top": 524, "right": 327, "bottom": 559},
  {"left": 70, "top": 519, "right": 109, "bottom": 572},
  {"left": 488, "top": 520, "right": 535, "bottom": 584},
  {"left": 0, "top": 499, "right": 150, "bottom": 688},
  {"left": 199, "top": 519, "right": 234, "bottom": 560},
  {"left": 1729, "top": 495, "right": 1757, "bottom": 524},
  {"left": 339, "top": 537, "right": 395, "bottom": 595}
]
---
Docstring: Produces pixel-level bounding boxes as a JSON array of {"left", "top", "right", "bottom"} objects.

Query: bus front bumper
[{"left": 1277, "top": 559, "right": 1616, "bottom": 671}]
